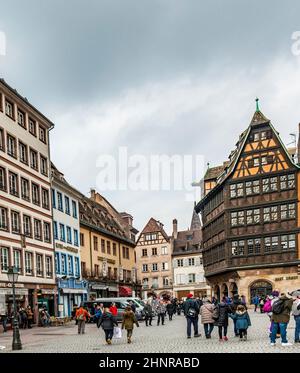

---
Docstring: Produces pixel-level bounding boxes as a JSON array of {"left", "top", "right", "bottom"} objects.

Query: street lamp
[{"left": 7, "top": 266, "right": 22, "bottom": 350}]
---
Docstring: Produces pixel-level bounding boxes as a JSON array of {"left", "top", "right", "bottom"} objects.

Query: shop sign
[
  {"left": 119, "top": 267, "right": 123, "bottom": 281},
  {"left": 0, "top": 283, "right": 24, "bottom": 288}
]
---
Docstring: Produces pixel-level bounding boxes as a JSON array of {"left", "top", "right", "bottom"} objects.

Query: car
[{"left": 83, "top": 298, "right": 130, "bottom": 322}]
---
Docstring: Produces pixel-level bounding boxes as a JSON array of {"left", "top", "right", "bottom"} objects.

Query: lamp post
[{"left": 7, "top": 266, "right": 22, "bottom": 350}]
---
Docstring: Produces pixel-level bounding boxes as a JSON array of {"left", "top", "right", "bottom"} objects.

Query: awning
[
  {"left": 61, "top": 288, "right": 87, "bottom": 294},
  {"left": 119, "top": 286, "right": 132, "bottom": 296}
]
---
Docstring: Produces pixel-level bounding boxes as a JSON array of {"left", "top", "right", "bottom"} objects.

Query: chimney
[
  {"left": 298, "top": 123, "right": 300, "bottom": 164},
  {"left": 90, "top": 188, "right": 96, "bottom": 200},
  {"left": 173, "top": 219, "right": 178, "bottom": 239}
]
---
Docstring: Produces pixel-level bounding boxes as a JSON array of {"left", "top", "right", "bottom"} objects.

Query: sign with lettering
[
  {"left": 131, "top": 267, "right": 136, "bottom": 282},
  {"left": 55, "top": 243, "right": 78, "bottom": 254}
]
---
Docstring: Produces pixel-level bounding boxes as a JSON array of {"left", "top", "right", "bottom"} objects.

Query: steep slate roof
[
  {"left": 172, "top": 207, "right": 202, "bottom": 256},
  {"left": 195, "top": 107, "right": 299, "bottom": 213},
  {"left": 204, "top": 164, "right": 227, "bottom": 180},
  {"left": 138, "top": 217, "right": 170, "bottom": 243},
  {"left": 79, "top": 195, "right": 135, "bottom": 246},
  {"left": 172, "top": 229, "right": 202, "bottom": 256},
  {"left": 190, "top": 205, "right": 201, "bottom": 231}
]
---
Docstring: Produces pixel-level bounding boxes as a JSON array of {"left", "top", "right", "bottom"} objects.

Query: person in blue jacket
[{"left": 229, "top": 304, "right": 251, "bottom": 341}]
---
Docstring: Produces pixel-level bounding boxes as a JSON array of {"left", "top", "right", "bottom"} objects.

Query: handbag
[{"left": 113, "top": 326, "right": 122, "bottom": 339}]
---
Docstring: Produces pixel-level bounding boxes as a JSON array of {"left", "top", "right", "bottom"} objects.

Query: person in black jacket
[
  {"left": 214, "top": 300, "right": 231, "bottom": 341},
  {"left": 166, "top": 302, "right": 174, "bottom": 321},
  {"left": 97, "top": 308, "right": 118, "bottom": 344},
  {"left": 183, "top": 294, "right": 201, "bottom": 338}
]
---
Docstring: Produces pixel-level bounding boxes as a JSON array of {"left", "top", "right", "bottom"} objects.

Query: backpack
[
  {"left": 212, "top": 306, "right": 219, "bottom": 321},
  {"left": 187, "top": 301, "right": 198, "bottom": 318},
  {"left": 263, "top": 300, "right": 272, "bottom": 313},
  {"left": 292, "top": 300, "right": 300, "bottom": 316},
  {"left": 272, "top": 299, "right": 285, "bottom": 315}
]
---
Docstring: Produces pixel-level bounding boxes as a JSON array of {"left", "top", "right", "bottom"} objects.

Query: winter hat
[
  {"left": 271, "top": 291, "right": 279, "bottom": 297},
  {"left": 187, "top": 293, "right": 193, "bottom": 298}
]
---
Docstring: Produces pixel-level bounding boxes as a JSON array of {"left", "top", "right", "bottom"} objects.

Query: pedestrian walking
[
  {"left": 229, "top": 304, "right": 251, "bottom": 341},
  {"left": 156, "top": 300, "right": 166, "bottom": 326},
  {"left": 143, "top": 301, "right": 153, "bottom": 326},
  {"left": 270, "top": 293, "right": 293, "bottom": 346},
  {"left": 231, "top": 294, "right": 243, "bottom": 336},
  {"left": 200, "top": 298, "right": 215, "bottom": 339},
  {"left": 122, "top": 306, "right": 139, "bottom": 344},
  {"left": 26, "top": 306, "right": 34, "bottom": 329},
  {"left": 259, "top": 297, "right": 265, "bottom": 314},
  {"left": 75, "top": 304, "right": 90, "bottom": 335},
  {"left": 214, "top": 299, "right": 231, "bottom": 342},
  {"left": 183, "top": 293, "right": 201, "bottom": 339},
  {"left": 166, "top": 301, "right": 174, "bottom": 321},
  {"left": 19, "top": 307, "right": 28, "bottom": 329},
  {"left": 252, "top": 295, "right": 259, "bottom": 312},
  {"left": 291, "top": 291, "right": 300, "bottom": 343},
  {"left": 0, "top": 311, "right": 8, "bottom": 333},
  {"left": 97, "top": 307, "right": 118, "bottom": 345}
]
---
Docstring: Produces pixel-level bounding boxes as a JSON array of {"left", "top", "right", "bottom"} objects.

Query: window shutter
[
  {"left": 195, "top": 256, "right": 201, "bottom": 266},
  {"left": 183, "top": 258, "right": 189, "bottom": 267},
  {"left": 173, "top": 259, "right": 178, "bottom": 268}
]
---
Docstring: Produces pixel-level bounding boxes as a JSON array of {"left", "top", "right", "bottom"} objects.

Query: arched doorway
[
  {"left": 221, "top": 283, "right": 228, "bottom": 299},
  {"left": 250, "top": 280, "right": 272, "bottom": 299},
  {"left": 230, "top": 282, "right": 238, "bottom": 297},
  {"left": 214, "top": 285, "right": 220, "bottom": 302}
]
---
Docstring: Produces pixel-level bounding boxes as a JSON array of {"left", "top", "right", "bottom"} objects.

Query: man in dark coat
[{"left": 183, "top": 294, "right": 201, "bottom": 339}]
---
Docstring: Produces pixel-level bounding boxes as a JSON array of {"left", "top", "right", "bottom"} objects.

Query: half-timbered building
[
  {"left": 195, "top": 103, "right": 300, "bottom": 302},
  {"left": 136, "top": 218, "right": 173, "bottom": 299}
]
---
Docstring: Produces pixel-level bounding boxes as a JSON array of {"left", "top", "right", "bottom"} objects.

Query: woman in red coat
[{"left": 109, "top": 302, "right": 118, "bottom": 316}]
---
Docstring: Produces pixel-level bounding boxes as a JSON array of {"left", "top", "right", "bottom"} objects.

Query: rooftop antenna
[{"left": 287, "top": 133, "right": 296, "bottom": 147}]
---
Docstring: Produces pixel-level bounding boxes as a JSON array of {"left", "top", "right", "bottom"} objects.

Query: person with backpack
[
  {"left": 97, "top": 307, "right": 118, "bottom": 345},
  {"left": 214, "top": 298, "right": 231, "bottom": 342},
  {"left": 200, "top": 298, "right": 215, "bottom": 339},
  {"left": 122, "top": 306, "right": 139, "bottom": 344},
  {"left": 183, "top": 293, "right": 201, "bottom": 339},
  {"left": 292, "top": 291, "right": 300, "bottom": 343},
  {"left": 229, "top": 304, "right": 251, "bottom": 341},
  {"left": 75, "top": 304, "right": 90, "bottom": 335},
  {"left": 270, "top": 293, "right": 293, "bottom": 346}
]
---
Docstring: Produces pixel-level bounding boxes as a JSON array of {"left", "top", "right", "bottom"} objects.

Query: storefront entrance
[{"left": 250, "top": 280, "right": 272, "bottom": 299}]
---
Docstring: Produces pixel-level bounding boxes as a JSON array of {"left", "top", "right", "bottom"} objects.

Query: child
[
  {"left": 229, "top": 304, "right": 251, "bottom": 341},
  {"left": 121, "top": 306, "right": 139, "bottom": 344}
]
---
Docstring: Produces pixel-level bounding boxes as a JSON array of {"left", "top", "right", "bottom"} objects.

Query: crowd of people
[
  {"left": 2, "top": 290, "right": 299, "bottom": 348},
  {"left": 72, "top": 290, "right": 300, "bottom": 346}
]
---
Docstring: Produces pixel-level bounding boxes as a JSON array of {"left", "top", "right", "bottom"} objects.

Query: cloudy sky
[{"left": 1, "top": 0, "right": 300, "bottom": 234}]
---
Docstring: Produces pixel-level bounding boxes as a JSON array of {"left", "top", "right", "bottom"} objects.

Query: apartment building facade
[
  {"left": 79, "top": 190, "right": 139, "bottom": 299},
  {"left": 0, "top": 79, "right": 56, "bottom": 320}
]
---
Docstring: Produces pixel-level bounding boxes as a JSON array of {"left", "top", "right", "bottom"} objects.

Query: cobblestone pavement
[{"left": 0, "top": 311, "right": 299, "bottom": 353}]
